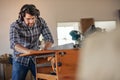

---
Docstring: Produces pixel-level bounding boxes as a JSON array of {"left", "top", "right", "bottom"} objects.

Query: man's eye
[
  {"left": 26, "top": 18, "right": 35, "bottom": 20},
  {"left": 26, "top": 18, "right": 30, "bottom": 20}
]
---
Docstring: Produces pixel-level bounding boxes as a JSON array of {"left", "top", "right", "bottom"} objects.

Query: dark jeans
[{"left": 12, "top": 59, "right": 36, "bottom": 80}]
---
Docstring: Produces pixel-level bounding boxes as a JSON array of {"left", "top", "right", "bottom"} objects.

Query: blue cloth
[{"left": 12, "top": 58, "right": 36, "bottom": 80}]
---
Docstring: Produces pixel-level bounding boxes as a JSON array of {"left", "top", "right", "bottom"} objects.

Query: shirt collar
[{"left": 22, "top": 21, "right": 37, "bottom": 29}]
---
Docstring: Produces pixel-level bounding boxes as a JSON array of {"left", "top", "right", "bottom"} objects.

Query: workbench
[{"left": 20, "top": 49, "right": 80, "bottom": 80}]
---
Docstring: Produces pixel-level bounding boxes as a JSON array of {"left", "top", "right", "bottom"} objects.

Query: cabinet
[{"left": 20, "top": 49, "right": 80, "bottom": 80}]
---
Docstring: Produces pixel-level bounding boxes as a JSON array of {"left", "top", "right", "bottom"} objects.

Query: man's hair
[{"left": 19, "top": 4, "right": 40, "bottom": 21}]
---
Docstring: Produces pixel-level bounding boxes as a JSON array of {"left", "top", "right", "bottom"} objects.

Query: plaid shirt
[{"left": 10, "top": 17, "right": 54, "bottom": 66}]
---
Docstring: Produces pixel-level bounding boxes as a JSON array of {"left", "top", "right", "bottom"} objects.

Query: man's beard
[{"left": 28, "top": 23, "right": 34, "bottom": 27}]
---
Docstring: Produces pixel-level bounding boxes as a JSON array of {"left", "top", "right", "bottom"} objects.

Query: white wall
[{"left": 0, "top": 0, "right": 120, "bottom": 54}]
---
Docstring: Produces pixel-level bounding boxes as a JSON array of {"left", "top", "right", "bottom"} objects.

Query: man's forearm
[{"left": 15, "top": 44, "right": 31, "bottom": 54}]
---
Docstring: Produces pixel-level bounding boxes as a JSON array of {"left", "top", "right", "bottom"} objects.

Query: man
[{"left": 9, "top": 4, "right": 54, "bottom": 80}]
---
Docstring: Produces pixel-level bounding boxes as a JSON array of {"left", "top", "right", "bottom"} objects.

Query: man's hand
[
  {"left": 15, "top": 44, "right": 38, "bottom": 56},
  {"left": 44, "top": 42, "right": 53, "bottom": 50}
]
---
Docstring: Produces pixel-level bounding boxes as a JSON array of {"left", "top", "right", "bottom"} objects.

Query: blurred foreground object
[{"left": 77, "top": 28, "right": 120, "bottom": 80}]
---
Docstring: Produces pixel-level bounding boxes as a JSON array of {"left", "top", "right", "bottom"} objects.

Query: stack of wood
[{"left": 0, "top": 53, "right": 12, "bottom": 64}]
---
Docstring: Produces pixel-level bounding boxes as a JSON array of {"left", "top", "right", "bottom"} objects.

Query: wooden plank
[
  {"left": 80, "top": 18, "right": 95, "bottom": 33},
  {"left": 36, "top": 73, "right": 57, "bottom": 80},
  {"left": 19, "top": 50, "right": 55, "bottom": 57}
]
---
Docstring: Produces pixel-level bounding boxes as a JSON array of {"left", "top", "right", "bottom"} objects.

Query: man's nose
[{"left": 29, "top": 19, "right": 34, "bottom": 23}]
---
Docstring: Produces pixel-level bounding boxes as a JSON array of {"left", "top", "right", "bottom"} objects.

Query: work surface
[{"left": 20, "top": 49, "right": 80, "bottom": 80}]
